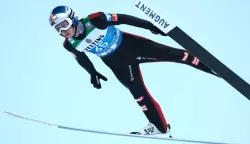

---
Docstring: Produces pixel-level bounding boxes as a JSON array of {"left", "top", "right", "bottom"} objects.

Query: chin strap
[{"left": 72, "top": 26, "right": 77, "bottom": 37}]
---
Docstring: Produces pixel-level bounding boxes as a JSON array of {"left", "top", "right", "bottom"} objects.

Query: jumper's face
[
  {"left": 54, "top": 19, "right": 75, "bottom": 38},
  {"left": 60, "top": 26, "right": 75, "bottom": 38}
]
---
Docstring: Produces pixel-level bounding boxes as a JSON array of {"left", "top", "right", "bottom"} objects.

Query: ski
[
  {"left": 132, "top": 0, "right": 250, "bottom": 101},
  {"left": 3, "top": 111, "right": 232, "bottom": 144}
]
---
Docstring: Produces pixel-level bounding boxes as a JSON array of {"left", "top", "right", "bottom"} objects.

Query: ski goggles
[{"left": 53, "top": 18, "right": 73, "bottom": 34}]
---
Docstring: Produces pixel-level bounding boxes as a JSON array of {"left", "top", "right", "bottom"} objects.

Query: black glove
[
  {"left": 150, "top": 25, "right": 168, "bottom": 36},
  {"left": 90, "top": 71, "right": 108, "bottom": 89}
]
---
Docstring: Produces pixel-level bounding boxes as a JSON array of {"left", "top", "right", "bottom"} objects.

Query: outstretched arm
[
  {"left": 89, "top": 12, "right": 166, "bottom": 35},
  {"left": 63, "top": 40, "right": 107, "bottom": 89},
  {"left": 63, "top": 40, "right": 97, "bottom": 75}
]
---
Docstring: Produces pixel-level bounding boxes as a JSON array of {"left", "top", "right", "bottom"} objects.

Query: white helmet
[{"left": 49, "top": 6, "right": 78, "bottom": 35}]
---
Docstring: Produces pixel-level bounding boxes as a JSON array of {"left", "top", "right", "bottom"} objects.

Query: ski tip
[
  {"left": 2, "top": 111, "right": 8, "bottom": 114},
  {"left": 2, "top": 111, "right": 18, "bottom": 118},
  {"left": 1, "top": 111, "right": 11, "bottom": 117},
  {"left": 2, "top": 111, "right": 11, "bottom": 115}
]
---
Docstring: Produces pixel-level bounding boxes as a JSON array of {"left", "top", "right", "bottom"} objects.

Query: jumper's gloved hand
[
  {"left": 150, "top": 25, "right": 168, "bottom": 36},
  {"left": 90, "top": 71, "right": 108, "bottom": 89}
]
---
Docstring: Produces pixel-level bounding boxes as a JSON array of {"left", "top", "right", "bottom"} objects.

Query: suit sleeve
[
  {"left": 88, "top": 12, "right": 164, "bottom": 34},
  {"left": 63, "top": 39, "right": 97, "bottom": 75}
]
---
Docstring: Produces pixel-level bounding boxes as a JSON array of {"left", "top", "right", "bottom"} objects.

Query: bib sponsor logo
[
  {"left": 68, "top": 38, "right": 75, "bottom": 44},
  {"left": 85, "top": 39, "right": 92, "bottom": 43},
  {"left": 85, "top": 22, "right": 92, "bottom": 29},
  {"left": 84, "top": 35, "right": 105, "bottom": 51}
]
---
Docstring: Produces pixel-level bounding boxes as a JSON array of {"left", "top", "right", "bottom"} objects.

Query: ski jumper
[{"left": 63, "top": 12, "right": 220, "bottom": 133}]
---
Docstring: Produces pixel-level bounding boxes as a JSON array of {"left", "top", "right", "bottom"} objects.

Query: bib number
[{"left": 96, "top": 41, "right": 109, "bottom": 52}]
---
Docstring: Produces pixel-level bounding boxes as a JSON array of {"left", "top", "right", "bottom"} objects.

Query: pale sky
[{"left": 1, "top": 0, "right": 250, "bottom": 144}]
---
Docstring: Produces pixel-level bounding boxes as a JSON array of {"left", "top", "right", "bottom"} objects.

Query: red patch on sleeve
[
  {"left": 111, "top": 14, "right": 118, "bottom": 21},
  {"left": 89, "top": 12, "right": 100, "bottom": 19}
]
